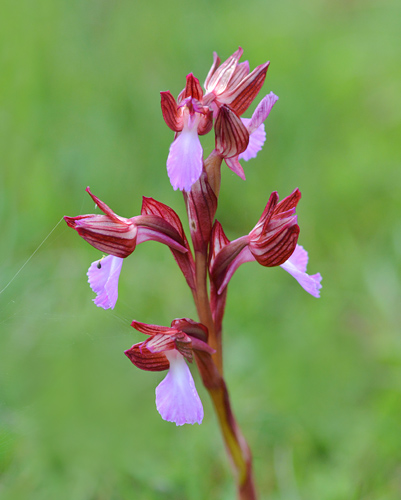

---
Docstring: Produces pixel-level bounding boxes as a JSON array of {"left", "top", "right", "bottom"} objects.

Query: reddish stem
[
  {"left": 185, "top": 167, "right": 257, "bottom": 499},
  {"left": 195, "top": 251, "right": 222, "bottom": 373},
  {"left": 193, "top": 251, "right": 257, "bottom": 499}
]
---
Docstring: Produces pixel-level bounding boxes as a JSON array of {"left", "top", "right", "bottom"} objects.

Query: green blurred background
[{"left": 1, "top": 0, "right": 400, "bottom": 498}]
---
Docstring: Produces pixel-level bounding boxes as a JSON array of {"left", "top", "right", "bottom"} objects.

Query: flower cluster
[{"left": 64, "top": 48, "right": 322, "bottom": 427}]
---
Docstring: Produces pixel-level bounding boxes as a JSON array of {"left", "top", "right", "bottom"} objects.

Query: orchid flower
[
  {"left": 64, "top": 187, "right": 188, "bottom": 309},
  {"left": 210, "top": 189, "right": 322, "bottom": 297},
  {"left": 210, "top": 189, "right": 321, "bottom": 296},
  {"left": 161, "top": 74, "right": 213, "bottom": 192},
  {"left": 124, "top": 319, "right": 214, "bottom": 426}
]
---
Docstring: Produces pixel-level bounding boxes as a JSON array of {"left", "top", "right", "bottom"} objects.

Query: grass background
[{"left": 1, "top": 0, "right": 400, "bottom": 498}]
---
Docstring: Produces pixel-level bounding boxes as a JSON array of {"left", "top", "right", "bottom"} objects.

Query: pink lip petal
[
  {"left": 87, "top": 255, "right": 124, "bottom": 309},
  {"left": 280, "top": 245, "right": 322, "bottom": 297},
  {"left": 166, "top": 128, "right": 203, "bottom": 192},
  {"left": 156, "top": 351, "right": 203, "bottom": 426}
]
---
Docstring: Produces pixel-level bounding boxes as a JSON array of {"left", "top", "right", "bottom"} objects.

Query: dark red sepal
[
  {"left": 130, "top": 321, "right": 173, "bottom": 336},
  {"left": 124, "top": 345, "right": 170, "bottom": 372},
  {"left": 249, "top": 189, "right": 301, "bottom": 267},
  {"left": 182, "top": 73, "right": 204, "bottom": 101},
  {"left": 171, "top": 318, "right": 209, "bottom": 344},
  {"left": 273, "top": 188, "right": 301, "bottom": 214},
  {"left": 160, "top": 91, "right": 182, "bottom": 132},
  {"left": 127, "top": 318, "right": 214, "bottom": 372},
  {"left": 215, "top": 105, "right": 249, "bottom": 158},
  {"left": 226, "top": 61, "right": 270, "bottom": 116},
  {"left": 64, "top": 187, "right": 138, "bottom": 258}
]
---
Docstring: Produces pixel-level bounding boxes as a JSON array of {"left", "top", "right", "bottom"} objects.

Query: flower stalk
[
  {"left": 209, "top": 385, "right": 256, "bottom": 500},
  {"left": 64, "top": 47, "right": 322, "bottom": 499}
]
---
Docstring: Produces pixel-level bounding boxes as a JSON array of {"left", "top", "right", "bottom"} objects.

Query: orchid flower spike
[{"left": 125, "top": 318, "right": 214, "bottom": 426}]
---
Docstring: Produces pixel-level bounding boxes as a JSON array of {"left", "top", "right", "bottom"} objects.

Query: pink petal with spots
[
  {"left": 156, "top": 351, "right": 203, "bottom": 426},
  {"left": 87, "top": 255, "right": 124, "bottom": 309}
]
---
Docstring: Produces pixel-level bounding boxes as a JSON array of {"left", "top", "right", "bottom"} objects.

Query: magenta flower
[
  {"left": 161, "top": 74, "right": 213, "bottom": 191},
  {"left": 125, "top": 319, "right": 214, "bottom": 425},
  {"left": 64, "top": 188, "right": 188, "bottom": 309}
]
